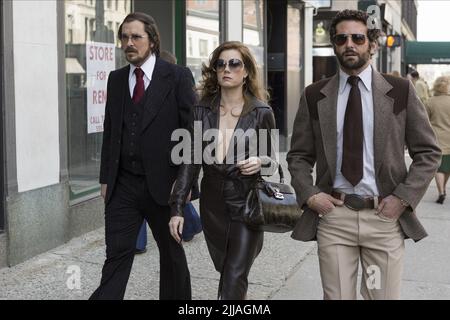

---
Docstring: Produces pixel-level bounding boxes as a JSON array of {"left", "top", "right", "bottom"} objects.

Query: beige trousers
[{"left": 317, "top": 206, "right": 405, "bottom": 300}]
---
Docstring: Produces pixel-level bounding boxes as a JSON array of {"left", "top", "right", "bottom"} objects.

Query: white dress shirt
[
  {"left": 333, "top": 64, "right": 380, "bottom": 196},
  {"left": 128, "top": 54, "right": 156, "bottom": 97}
]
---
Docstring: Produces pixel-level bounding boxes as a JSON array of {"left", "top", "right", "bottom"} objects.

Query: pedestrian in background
[
  {"left": 425, "top": 76, "right": 450, "bottom": 204},
  {"left": 410, "top": 70, "right": 430, "bottom": 104}
]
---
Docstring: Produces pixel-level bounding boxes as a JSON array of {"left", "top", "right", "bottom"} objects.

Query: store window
[
  {"left": 65, "top": 0, "right": 131, "bottom": 203},
  {"left": 199, "top": 39, "right": 209, "bottom": 57},
  {"left": 243, "top": 0, "right": 265, "bottom": 75},
  {"left": 312, "top": 11, "right": 337, "bottom": 82},
  {"left": 186, "top": 0, "right": 220, "bottom": 85},
  {"left": 313, "top": 19, "right": 331, "bottom": 47},
  {"left": 188, "top": 37, "right": 193, "bottom": 56}
]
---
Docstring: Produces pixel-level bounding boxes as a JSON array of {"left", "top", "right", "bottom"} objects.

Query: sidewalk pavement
[
  {"left": 273, "top": 183, "right": 450, "bottom": 300},
  {"left": 0, "top": 154, "right": 449, "bottom": 300},
  {"left": 0, "top": 201, "right": 315, "bottom": 300}
]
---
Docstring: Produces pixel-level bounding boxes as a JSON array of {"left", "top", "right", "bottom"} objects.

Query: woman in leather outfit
[{"left": 169, "top": 41, "right": 278, "bottom": 300}]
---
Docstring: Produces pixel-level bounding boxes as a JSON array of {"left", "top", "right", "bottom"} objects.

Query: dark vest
[{"left": 119, "top": 90, "right": 148, "bottom": 175}]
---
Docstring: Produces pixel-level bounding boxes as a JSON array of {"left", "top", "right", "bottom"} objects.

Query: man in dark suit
[
  {"left": 287, "top": 10, "right": 441, "bottom": 299},
  {"left": 90, "top": 12, "right": 195, "bottom": 300}
]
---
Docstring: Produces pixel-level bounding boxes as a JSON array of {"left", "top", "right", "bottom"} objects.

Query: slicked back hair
[{"left": 118, "top": 12, "right": 160, "bottom": 57}]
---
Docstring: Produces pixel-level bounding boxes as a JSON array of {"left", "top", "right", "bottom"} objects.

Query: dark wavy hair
[
  {"left": 118, "top": 12, "right": 160, "bottom": 57},
  {"left": 329, "top": 9, "right": 381, "bottom": 45},
  {"left": 200, "top": 41, "right": 268, "bottom": 115}
]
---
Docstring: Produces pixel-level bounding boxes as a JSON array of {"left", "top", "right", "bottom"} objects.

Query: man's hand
[
  {"left": 169, "top": 216, "right": 184, "bottom": 243},
  {"left": 101, "top": 184, "right": 107, "bottom": 200},
  {"left": 376, "top": 195, "right": 406, "bottom": 221},
  {"left": 307, "top": 192, "right": 344, "bottom": 216}
]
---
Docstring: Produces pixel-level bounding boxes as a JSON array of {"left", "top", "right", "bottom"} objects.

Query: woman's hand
[
  {"left": 169, "top": 216, "right": 184, "bottom": 243},
  {"left": 237, "top": 157, "right": 261, "bottom": 175}
]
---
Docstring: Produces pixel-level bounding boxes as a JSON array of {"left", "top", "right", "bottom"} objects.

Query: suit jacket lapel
[
  {"left": 372, "top": 70, "right": 394, "bottom": 176},
  {"left": 140, "top": 58, "right": 172, "bottom": 133},
  {"left": 317, "top": 74, "right": 339, "bottom": 181},
  {"left": 115, "top": 66, "right": 129, "bottom": 136}
]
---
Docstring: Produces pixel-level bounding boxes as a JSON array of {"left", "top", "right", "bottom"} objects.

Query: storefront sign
[
  {"left": 405, "top": 41, "right": 450, "bottom": 64},
  {"left": 86, "top": 42, "right": 115, "bottom": 133}
]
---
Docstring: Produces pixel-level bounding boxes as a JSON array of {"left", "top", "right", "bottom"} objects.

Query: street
[{"left": 0, "top": 154, "right": 449, "bottom": 300}]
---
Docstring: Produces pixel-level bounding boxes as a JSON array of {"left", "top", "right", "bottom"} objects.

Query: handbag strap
[
  {"left": 278, "top": 164, "right": 285, "bottom": 184},
  {"left": 258, "top": 164, "right": 285, "bottom": 184}
]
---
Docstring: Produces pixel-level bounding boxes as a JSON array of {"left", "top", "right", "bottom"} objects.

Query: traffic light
[{"left": 386, "top": 34, "right": 402, "bottom": 48}]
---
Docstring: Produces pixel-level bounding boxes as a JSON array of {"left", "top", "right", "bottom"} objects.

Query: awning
[
  {"left": 65, "top": 57, "right": 85, "bottom": 74},
  {"left": 405, "top": 41, "right": 450, "bottom": 64}
]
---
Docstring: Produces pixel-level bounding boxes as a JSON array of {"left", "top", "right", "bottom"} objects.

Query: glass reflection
[
  {"left": 186, "top": 0, "right": 220, "bottom": 85},
  {"left": 65, "top": 0, "right": 131, "bottom": 203}
]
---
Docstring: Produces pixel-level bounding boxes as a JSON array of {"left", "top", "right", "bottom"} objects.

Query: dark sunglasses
[
  {"left": 214, "top": 58, "right": 244, "bottom": 72},
  {"left": 333, "top": 33, "right": 366, "bottom": 46}
]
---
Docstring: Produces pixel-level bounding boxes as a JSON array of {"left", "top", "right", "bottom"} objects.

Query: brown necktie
[
  {"left": 341, "top": 75, "right": 363, "bottom": 186},
  {"left": 132, "top": 68, "right": 145, "bottom": 104}
]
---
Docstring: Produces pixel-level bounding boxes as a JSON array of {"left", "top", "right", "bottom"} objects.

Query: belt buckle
[{"left": 344, "top": 194, "right": 366, "bottom": 211}]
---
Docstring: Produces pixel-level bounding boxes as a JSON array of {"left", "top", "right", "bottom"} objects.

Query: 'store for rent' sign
[{"left": 86, "top": 42, "right": 116, "bottom": 133}]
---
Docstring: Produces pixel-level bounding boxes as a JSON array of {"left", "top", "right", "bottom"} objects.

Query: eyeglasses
[
  {"left": 333, "top": 33, "right": 366, "bottom": 46},
  {"left": 120, "top": 34, "right": 147, "bottom": 43},
  {"left": 214, "top": 58, "right": 244, "bottom": 72}
]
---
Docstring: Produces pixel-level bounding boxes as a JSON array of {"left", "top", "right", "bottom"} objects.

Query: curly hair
[
  {"left": 433, "top": 76, "right": 450, "bottom": 95},
  {"left": 200, "top": 41, "right": 268, "bottom": 115},
  {"left": 329, "top": 9, "right": 381, "bottom": 45},
  {"left": 118, "top": 12, "right": 161, "bottom": 57}
]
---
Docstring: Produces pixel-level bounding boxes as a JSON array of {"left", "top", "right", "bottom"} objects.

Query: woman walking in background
[{"left": 425, "top": 76, "right": 450, "bottom": 204}]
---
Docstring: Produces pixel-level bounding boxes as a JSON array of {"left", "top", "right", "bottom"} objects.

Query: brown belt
[{"left": 331, "top": 191, "right": 382, "bottom": 211}]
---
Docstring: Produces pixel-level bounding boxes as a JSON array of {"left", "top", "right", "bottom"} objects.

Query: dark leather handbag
[{"left": 243, "top": 165, "right": 301, "bottom": 233}]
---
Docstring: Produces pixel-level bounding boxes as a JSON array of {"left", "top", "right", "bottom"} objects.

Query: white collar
[
  {"left": 129, "top": 54, "right": 156, "bottom": 81},
  {"left": 339, "top": 64, "right": 372, "bottom": 94}
]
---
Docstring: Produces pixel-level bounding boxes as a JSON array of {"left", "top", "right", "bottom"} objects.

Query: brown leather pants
[{"left": 200, "top": 165, "right": 263, "bottom": 300}]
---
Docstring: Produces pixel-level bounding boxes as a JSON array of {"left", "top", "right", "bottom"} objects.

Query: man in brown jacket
[{"left": 287, "top": 10, "right": 441, "bottom": 300}]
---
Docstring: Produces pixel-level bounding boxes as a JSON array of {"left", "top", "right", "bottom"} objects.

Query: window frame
[{"left": 63, "top": 0, "right": 133, "bottom": 206}]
